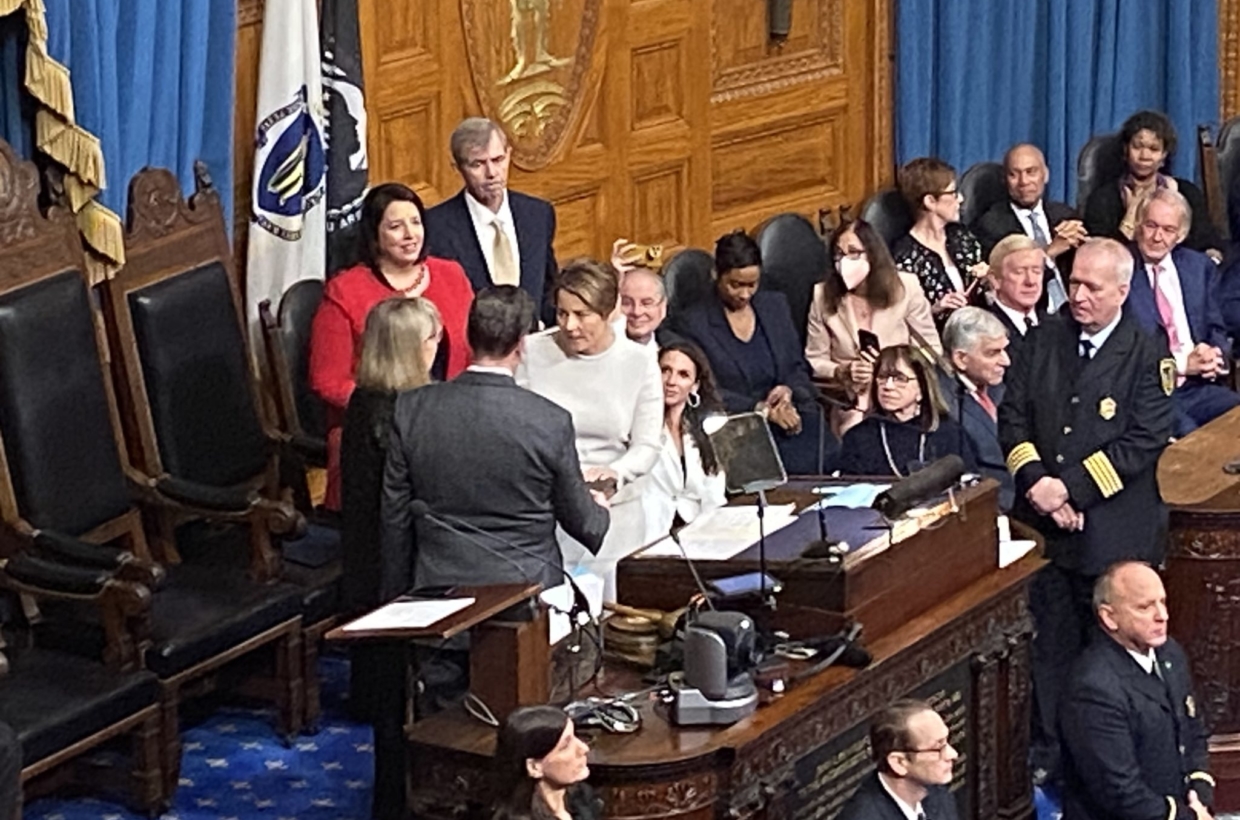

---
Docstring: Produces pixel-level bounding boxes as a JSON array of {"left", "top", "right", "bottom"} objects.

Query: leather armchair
[
  {"left": 662, "top": 248, "right": 714, "bottom": 323},
  {"left": 1218, "top": 116, "right": 1240, "bottom": 239},
  {"left": 756, "top": 213, "right": 830, "bottom": 345},
  {"left": 1076, "top": 132, "right": 1124, "bottom": 213},
  {"left": 959, "top": 161, "right": 1007, "bottom": 228},
  {"left": 859, "top": 189, "right": 915, "bottom": 250}
]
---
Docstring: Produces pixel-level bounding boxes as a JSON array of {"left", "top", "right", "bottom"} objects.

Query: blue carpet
[{"left": 24, "top": 655, "right": 374, "bottom": 820}]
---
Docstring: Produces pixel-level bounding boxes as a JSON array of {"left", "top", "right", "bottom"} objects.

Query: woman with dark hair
[
  {"left": 492, "top": 705, "right": 598, "bottom": 820},
  {"left": 671, "top": 230, "right": 829, "bottom": 475},
  {"left": 635, "top": 341, "right": 728, "bottom": 542},
  {"left": 806, "top": 218, "right": 940, "bottom": 432},
  {"left": 518, "top": 258, "right": 662, "bottom": 601},
  {"left": 837, "top": 345, "right": 976, "bottom": 477},
  {"left": 1083, "top": 109, "right": 1222, "bottom": 256},
  {"left": 891, "top": 158, "right": 986, "bottom": 319},
  {"left": 309, "top": 182, "right": 474, "bottom": 508}
]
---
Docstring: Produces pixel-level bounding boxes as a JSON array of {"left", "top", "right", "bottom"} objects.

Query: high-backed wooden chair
[{"left": 0, "top": 138, "right": 164, "bottom": 812}]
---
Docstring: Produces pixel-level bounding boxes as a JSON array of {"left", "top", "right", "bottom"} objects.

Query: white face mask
[{"left": 839, "top": 256, "right": 870, "bottom": 291}]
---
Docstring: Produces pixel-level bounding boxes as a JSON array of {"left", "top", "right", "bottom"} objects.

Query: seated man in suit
[
  {"left": 1060, "top": 561, "right": 1214, "bottom": 820},
  {"left": 1126, "top": 188, "right": 1239, "bottom": 436},
  {"left": 986, "top": 235, "right": 1050, "bottom": 361},
  {"left": 973, "top": 144, "right": 1086, "bottom": 312},
  {"left": 620, "top": 267, "right": 681, "bottom": 349},
  {"left": 940, "top": 308, "right": 1013, "bottom": 510},
  {"left": 837, "top": 699, "right": 961, "bottom": 820},
  {"left": 425, "top": 118, "right": 559, "bottom": 324}
]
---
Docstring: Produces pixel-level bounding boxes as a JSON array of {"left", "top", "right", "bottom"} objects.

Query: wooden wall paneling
[
  {"left": 233, "top": 0, "right": 264, "bottom": 291},
  {"left": 1224, "top": 0, "right": 1240, "bottom": 121}
]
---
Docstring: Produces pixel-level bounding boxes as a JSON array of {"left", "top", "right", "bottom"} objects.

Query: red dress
[{"left": 309, "top": 258, "right": 474, "bottom": 509}]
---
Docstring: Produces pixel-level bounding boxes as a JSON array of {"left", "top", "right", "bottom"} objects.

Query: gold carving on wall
[
  {"left": 1223, "top": 0, "right": 1240, "bottom": 120},
  {"left": 462, "top": 0, "right": 603, "bottom": 170}
]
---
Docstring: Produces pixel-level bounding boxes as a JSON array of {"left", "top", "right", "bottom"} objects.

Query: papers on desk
[
  {"left": 641, "top": 504, "right": 799, "bottom": 561},
  {"left": 809, "top": 483, "right": 891, "bottom": 510},
  {"left": 340, "top": 597, "right": 476, "bottom": 632}
]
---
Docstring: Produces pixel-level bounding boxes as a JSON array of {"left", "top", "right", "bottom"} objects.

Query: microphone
[
  {"left": 667, "top": 529, "right": 717, "bottom": 612},
  {"left": 872, "top": 454, "right": 966, "bottom": 519},
  {"left": 407, "top": 500, "right": 592, "bottom": 627}
]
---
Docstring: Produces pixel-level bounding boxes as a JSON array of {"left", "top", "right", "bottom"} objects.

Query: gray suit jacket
[
  {"left": 938, "top": 370, "right": 1012, "bottom": 511},
  {"left": 379, "top": 370, "right": 609, "bottom": 599}
]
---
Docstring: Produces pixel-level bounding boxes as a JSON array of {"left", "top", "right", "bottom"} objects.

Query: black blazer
[
  {"left": 670, "top": 290, "right": 818, "bottom": 416},
  {"left": 998, "top": 312, "right": 1173, "bottom": 576},
  {"left": 986, "top": 302, "right": 1049, "bottom": 364},
  {"left": 1084, "top": 177, "right": 1222, "bottom": 254},
  {"left": 1060, "top": 636, "right": 1213, "bottom": 820},
  {"left": 340, "top": 386, "right": 398, "bottom": 614},
  {"left": 938, "top": 372, "right": 1011, "bottom": 511},
  {"left": 379, "top": 370, "right": 608, "bottom": 599},
  {"left": 837, "top": 414, "right": 977, "bottom": 478},
  {"left": 971, "top": 198, "right": 1079, "bottom": 259},
  {"left": 836, "top": 771, "right": 961, "bottom": 820},
  {"left": 425, "top": 190, "right": 558, "bottom": 324}
]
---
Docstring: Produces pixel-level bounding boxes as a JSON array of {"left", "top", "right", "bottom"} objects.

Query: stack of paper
[
  {"left": 340, "top": 597, "right": 476, "bottom": 632},
  {"left": 642, "top": 503, "right": 799, "bottom": 561}
]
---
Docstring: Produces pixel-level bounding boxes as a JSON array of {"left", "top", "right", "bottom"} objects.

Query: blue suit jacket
[
  {"left": 671, "top": 289, "right": 818, "bottom": 415},
  {"left": 938, "top": 371, "right": 1012, "bottom": 511},
  {"left": 424, "top": 189, "right": 558, "bottom": 324},
  {"left": 1125, "top": 245, "right": 1228, "bottom": 354}
]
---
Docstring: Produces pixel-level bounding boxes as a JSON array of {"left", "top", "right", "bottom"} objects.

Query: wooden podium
[
  {"left": 405, "top": 481, "right": 1044, "bottom": 820},
  {"left": 1158, "top": 406, "right": 1240, "bottom": 812}
]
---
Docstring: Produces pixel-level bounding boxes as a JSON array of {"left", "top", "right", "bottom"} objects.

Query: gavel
[{"left": 604, "top": 602, "right": 685, "bottom": 640}]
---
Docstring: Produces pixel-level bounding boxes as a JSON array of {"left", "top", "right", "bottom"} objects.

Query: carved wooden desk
[
  {"left": 1158, "top": 406, "right": 1240, "bottom": 811},
  {"left": 405, "top": 551, "right": 1042, "bottom": 820}
]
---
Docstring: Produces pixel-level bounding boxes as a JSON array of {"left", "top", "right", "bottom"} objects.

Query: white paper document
[
  {"left": 341, "top": 597, "right": 476, "bottom": 632},
  {"left": 999, "top": 539, "right": 1037, "bottom": 569},
  {"left": 809, "top": 483, "right": 890, "bottom": 510},
  {"left": 641, "top": 504, "right": 800, "bottom": 561}
]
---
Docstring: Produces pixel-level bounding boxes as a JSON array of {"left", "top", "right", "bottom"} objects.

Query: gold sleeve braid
[
  {"left": 1083, "top": 451, "right": 1123, "bottom": 498},
  {"left": 1006, "top": 442, "right": 1040, "bottom": 475}
]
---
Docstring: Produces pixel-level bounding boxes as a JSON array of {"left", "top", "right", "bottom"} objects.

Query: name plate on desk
[{"left": 782, "top": 661, "right": 974, "bottom": 820}]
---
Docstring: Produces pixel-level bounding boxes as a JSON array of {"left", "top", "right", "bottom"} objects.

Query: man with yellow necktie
[{"left": 425, "top": 117, "right": 559, "bottom": 326}]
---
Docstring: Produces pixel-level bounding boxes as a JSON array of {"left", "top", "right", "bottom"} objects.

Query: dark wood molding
[{"left": 1223, "top": 0, "right": 1240, "bottom": 120}]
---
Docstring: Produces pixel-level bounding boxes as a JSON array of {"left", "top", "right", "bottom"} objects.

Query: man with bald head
[
  {"left": 998, "top": 237, "right": 1174, "bottom": 784},
  {"left": 1124, "top": 187, "right": 1238, "bottom": 436},
  {"left": 1060, "top": 562, "right": 1214, "bottom": 820},
  {"left": 973, "top": 143, "right": 1086, "bottom": 312},
  {"left": 619, "top": 268, "right": 671, "bottom": 348}
]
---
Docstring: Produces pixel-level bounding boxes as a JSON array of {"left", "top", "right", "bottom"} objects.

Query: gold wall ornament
[{"left": 461, "top": 0, "right": 604, "bottom": 170}]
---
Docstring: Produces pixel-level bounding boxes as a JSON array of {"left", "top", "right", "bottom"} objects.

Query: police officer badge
[
  {"left": 1099, "top": 397, "right": 1116, "bottom": 421},
  {"left": 1160, "top": 358, "right": 1176, "bottom": 397},
  {"left": 1187, "top": 694, "right": 1197, "bottom": 718}
]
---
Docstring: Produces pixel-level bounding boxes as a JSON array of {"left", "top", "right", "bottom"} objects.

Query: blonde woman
[{"left": 341, "top": 296, "right": 442, "bottom": 615}]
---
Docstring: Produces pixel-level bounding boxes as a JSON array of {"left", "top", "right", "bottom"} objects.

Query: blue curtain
[
  {"left": 27, "top": 0, "right": 236, "bottom": 223},
  {"left": 896, "top": 0, "right": 1219, "bottom": 204}
]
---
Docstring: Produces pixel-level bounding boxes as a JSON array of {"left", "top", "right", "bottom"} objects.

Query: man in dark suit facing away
[
  {"left": 425, "top": 118, "right": 559, "bottom": 325},
  {"left": 380, "top": 285, "right": 610, "bottom": 600},
  {"left": 972, "top": 144, "right": 1086, "bottom": 313},
  {"left": 837, "top": 699, "right": 961, "bottom": 820}
]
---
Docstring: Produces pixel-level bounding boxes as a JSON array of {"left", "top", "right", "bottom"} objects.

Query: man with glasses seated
[
  {"left": 1123, "top": 188, "right": 1238, "bottom": 437},
  {"left": 618, "top": 267, "right": 675, "bottom": 349},
  {"left": 837, "top": 699, "right": 961, "bottom": 820}
]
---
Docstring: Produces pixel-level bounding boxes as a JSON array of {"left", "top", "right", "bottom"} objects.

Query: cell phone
[
  {"left": 857, "top": 329, "right": 880, "bottom": 358},
  {"left": 707, "top": 572, "right": 783, "bottom": 599}
]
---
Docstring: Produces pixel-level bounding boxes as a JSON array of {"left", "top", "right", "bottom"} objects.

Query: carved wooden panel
[
  {"left": 710, "top": 112, "right": 842, "bottom": 214},
  {"left": 711, "top": 0, "right": 843, "bottom": 102},
  {"left": 552, "top": 187, "right": 605, "bottom": 259},
  {"left": 632, "top": 40, "right": 688, "bottom": 130},
  {"left": 374, "top": 96, "right": 444, "bottom": 198},
  {"left": 374, "top": 2, "right": 435, "bottom": 63},
  {"left": 632, "top": 162, "right": 689, "bottom": 248}
]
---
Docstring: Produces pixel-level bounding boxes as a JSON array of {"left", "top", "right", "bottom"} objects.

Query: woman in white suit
[{"left": 636, "top": 340, "right": 728, "bottom": 544}]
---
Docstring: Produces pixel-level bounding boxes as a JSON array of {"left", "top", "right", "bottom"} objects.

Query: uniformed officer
[
  {"left": 997, "top": 237, "right": 1175, "bottom": 783},
  {"left": 1060, "top": 562, "right": 1213, "bottom": 820}
]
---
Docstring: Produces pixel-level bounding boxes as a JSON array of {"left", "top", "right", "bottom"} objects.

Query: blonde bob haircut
[
  {"left": 553, "top": 257, "right": 620, "bottom": 318},
  {"left": 355, "top": 296, "right": 442, "bottom": 393}
]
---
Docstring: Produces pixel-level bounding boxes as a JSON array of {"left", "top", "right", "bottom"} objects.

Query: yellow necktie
[{"left": 491, "top": 220, "right": 518, "bottom": 287}]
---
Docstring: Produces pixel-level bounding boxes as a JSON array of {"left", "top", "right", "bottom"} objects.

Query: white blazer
[{"left": 636, "top": 427, "right": 728, "bottom": 544}]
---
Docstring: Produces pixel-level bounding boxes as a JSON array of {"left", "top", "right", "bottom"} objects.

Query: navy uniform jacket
[
  {"left": 424, "top": 189, "right": 558, "bottom": 324},
  {"left": 1060, "top": 636, "right": 1213, "bottom": 820},
  {"left": 836, "top": 772, "right": 961, "bottom": 820},
  {"left": 997, "top": 312, "right": 1173, "bottom": 576}
]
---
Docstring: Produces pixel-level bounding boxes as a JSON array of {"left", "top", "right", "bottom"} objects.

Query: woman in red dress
[{"left": 310, "top": 183, "right": 474, "bottom": 509}]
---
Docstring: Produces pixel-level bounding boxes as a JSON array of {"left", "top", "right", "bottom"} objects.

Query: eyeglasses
[
  {"left": 937, "top": 188, "right": 962, "bottom": 200},
  {"left": 900, "top": 739, "right": 954, "bottom": 758},
  {"left": 835, "top": 247, "right": 867, "bottom": 262},
  {"left": 877, "top": 372, "right": 915, "bottom": 386}
]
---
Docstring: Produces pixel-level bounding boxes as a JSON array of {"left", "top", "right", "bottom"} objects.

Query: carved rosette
[
  {"left": 460, "top": 0, "right": 603, "bottom": 170},
  {"left": 0, "top": 138, "right": 83, "bottom": 289},
  {"left": 124, "top": 165, "right": 218, "bottom": 244},
  {"left": 1169, "top": 524, "right": 1240, "bottom": 560}
]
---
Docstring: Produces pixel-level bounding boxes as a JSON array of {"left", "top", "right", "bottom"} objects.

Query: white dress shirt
[
  {"left": 1079, "top": 310, "right": 1123, "bottom": 356},
  {"left": 877, "top": 772, "right": 925, "bottom": 820},
  {"left": 994, "top": 299, "right": 1038, "bottom": 336},
  {"left": 464, "top": 188, "right": 522, "bottom": 284},
  {"left": 1127, "top": 646, "right": 1157, "bottom": 674},
  {"left": 1145, "top": 256, "right": 1194, "bottom": 374},
  {"left": 1011, "top": 200, "right": 1052, "bottom": 247}
]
